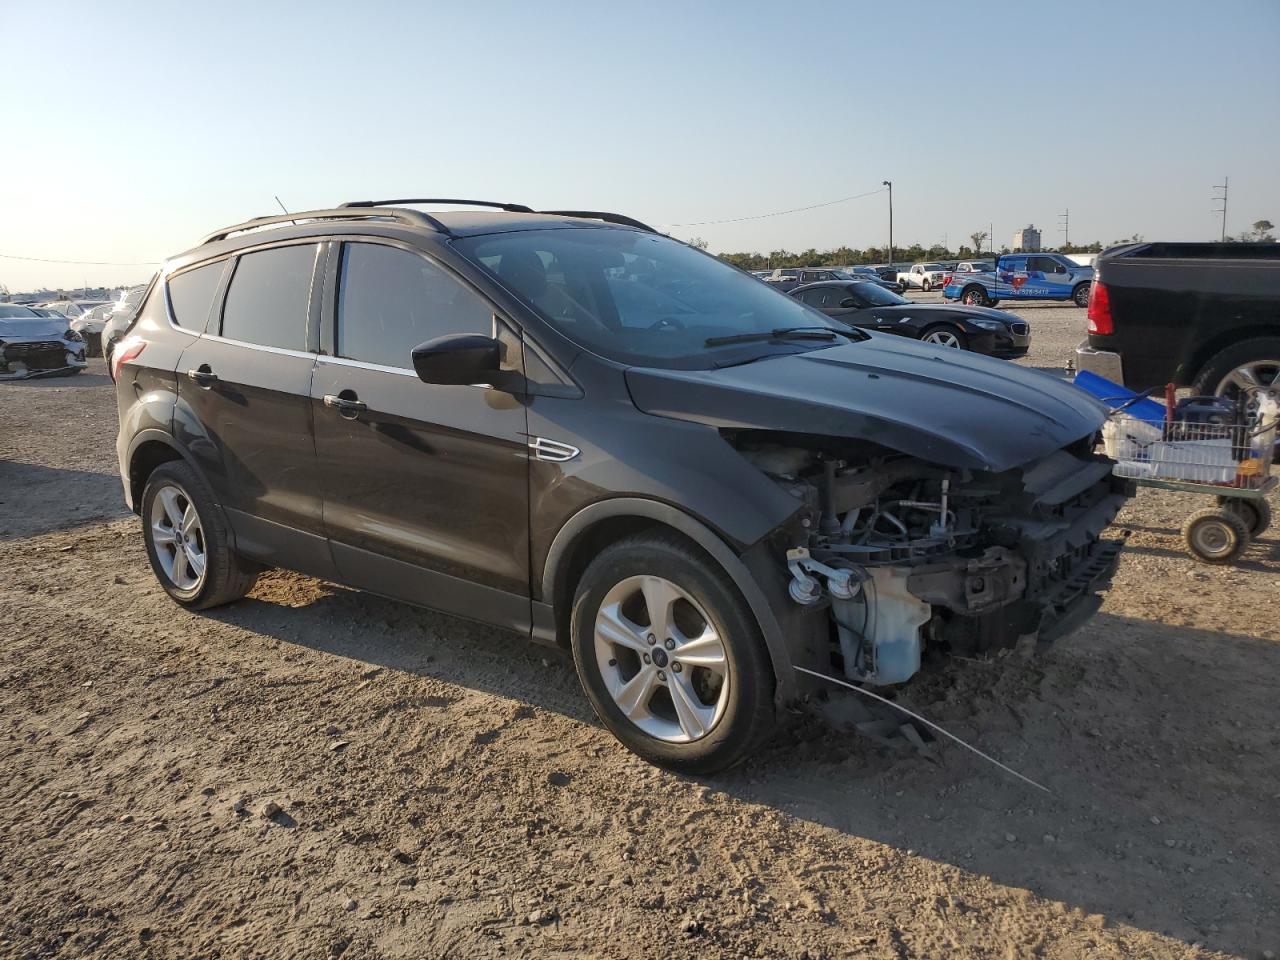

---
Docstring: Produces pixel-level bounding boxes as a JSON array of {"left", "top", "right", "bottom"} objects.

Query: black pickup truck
[{"left": 1075, "top": 242, "right": 1280, "bottom": 415}]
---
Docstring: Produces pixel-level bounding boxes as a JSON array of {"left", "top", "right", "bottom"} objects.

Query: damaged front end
[
  {"left": 731, "top": 432, "right": 1131, "bottom": 686},
  {"left": 0, "top": 322, "right": 88, "bottom": 380}
]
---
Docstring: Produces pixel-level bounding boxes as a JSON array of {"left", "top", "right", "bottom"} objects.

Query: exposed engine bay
[{"left": 730, "top": 432, "right": 1131, "bottom": 686}]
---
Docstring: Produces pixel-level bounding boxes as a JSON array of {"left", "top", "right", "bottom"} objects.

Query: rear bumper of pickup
[{"left": 1073, "top": 339, "right": 1124, "bottom": 383}]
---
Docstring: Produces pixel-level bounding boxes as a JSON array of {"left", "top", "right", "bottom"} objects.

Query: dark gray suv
[{"left": 113, "top": 199, "right": 1129, "bottom": 772}]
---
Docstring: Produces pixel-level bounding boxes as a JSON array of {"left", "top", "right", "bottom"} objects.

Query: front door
[
  {"left": 1027, "top": 255, "right": 1073, "bottom": 299},
  {"left": 174, "top": 242, "right": 336, "bottom": 579},
  {"left": 311, "top": 240, "right": 532, "bottom": 632}
]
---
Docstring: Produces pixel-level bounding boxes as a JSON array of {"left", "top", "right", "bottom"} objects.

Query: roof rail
[
  {"left": 342, "top": 198, "right": 535, "bottom": 213},
  {"left": 538, "top": 210, "right": 658, "bottom": 234},
  {"left": 341, "top": 198, "right": 658, "bottom": 234},
  {"left": 199, "top": 207, "right": 448, "bottom": 246}
]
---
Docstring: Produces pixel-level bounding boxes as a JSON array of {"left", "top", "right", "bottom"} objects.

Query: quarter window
[
  {"left": 336, "top": 243, "right": 493, "bottom": 369},
  {"left": 167, "top": 261, "right": 226, "bottom": 331},
  {"left": 221, "top": 244, "right": 317, "bottom": 350}
]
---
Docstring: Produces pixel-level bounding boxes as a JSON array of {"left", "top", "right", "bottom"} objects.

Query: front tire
[
  {"left": 922, "top": 280, "right": 932, "bottom": 292},
  {"left": 141, "top": 461, "right": 259, "bottom": 609},
  {"left": 569, "top": 532, "right": 776, "bottom": 774},
  {"left": 1072, "top": 283, "right": 1090, "bottom": 308},
  {"left": 921, "top": 325, "right": 968, "bottom": 350}
]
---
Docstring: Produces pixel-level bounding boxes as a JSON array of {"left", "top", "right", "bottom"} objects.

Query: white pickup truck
[{"left": 897, "top": 262, "right": 949, "bottom": 292}]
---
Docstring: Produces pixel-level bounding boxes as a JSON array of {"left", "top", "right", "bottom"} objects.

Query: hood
[
  {"left": 867, "top": 304, "right": 1019, "bottom": 325},
  {"left": 625, "top": 335, "right": 1105, "bottom": 472},
  {"left": 0, "top": 317, "right": 66, "bottom": 339}
]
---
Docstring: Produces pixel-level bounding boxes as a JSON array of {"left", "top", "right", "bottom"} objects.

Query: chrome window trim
[
  {"left": 316, "top": 354, "right": 416, "bottom": 377},
  {"left": 315, "top": 353, "right": 494, "bottom": 390},
  {"left": 199, "top": 332, "right": 316, "bottom": 361}
]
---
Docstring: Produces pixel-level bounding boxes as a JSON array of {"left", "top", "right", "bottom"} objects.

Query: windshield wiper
[{"left": 704, "top": 326, "right": 854, "bottom": 347}]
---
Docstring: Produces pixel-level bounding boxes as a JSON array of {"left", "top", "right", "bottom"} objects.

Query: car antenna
[{"left": 274, "top": 195, "right": 298, "bottom": 226}]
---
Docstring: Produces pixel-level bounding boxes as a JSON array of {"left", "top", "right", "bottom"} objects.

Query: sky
[{"left": 2, "top": 0, "right": 1278, "bottom": 292}]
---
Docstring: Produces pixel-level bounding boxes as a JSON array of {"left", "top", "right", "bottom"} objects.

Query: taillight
[
  {"left": 1086, "top": 280, "right": 1113, "bottom": 335},
  {"left": 111, "top": 337, "right": 146, "bottom": 381}
]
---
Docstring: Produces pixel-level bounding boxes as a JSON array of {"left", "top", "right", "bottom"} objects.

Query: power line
[
  {"left": 664, "top": 186, "right": 888, "bottom": 228},
  {"left": 0, "top": 252, "right": 160, "bottom": 267}
]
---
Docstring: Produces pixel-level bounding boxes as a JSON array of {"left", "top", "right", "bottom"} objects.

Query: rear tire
[
  {"left": 1181, "top": 508, "right": 1250, "bottom": 564},
  {"left": 961, "top": 286, "right": 989, "bottom": 307},
  {"left": 141, "top": 461, "right": 260, "bottom": 609},
  {"left": 1191, "top": 337, "right": 1280, "bottom": 426},
  {"left": 569, "top": 532, "right": 776, "bottom": 774}
]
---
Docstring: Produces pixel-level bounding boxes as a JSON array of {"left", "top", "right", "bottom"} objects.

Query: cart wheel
[
  {"left": 1216, "top": 496, "right": 1272, "bottom": 538},
  {"left": 1181, "top": 508, "right": 1251, "bottom": 564}
]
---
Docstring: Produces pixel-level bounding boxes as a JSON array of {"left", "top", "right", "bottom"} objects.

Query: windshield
[
  {"left": 0, "top": 304, "right": 40, "bottom": 319},
  {"left": 456, "top": 228, "right": 848, "bottom": 369},
  {"left": 852, "top": 282, "right": 909, "bottom": 306},
  {"left": 922, "top": 263, "right": 945, "bottom": 271}
]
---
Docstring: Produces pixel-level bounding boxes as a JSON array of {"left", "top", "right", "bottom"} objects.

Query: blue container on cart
[{"left": 1072, "top": 370, "right": 1166, "bottom": 427}]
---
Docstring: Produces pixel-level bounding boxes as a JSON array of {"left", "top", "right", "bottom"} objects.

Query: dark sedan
[{"left": 790, "top": 280, "right": 1030, "bottom": 357}]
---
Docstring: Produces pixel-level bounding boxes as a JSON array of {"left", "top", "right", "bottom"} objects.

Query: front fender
[{"left": 541, "top": 497, "right": 814, "bottom": 704}]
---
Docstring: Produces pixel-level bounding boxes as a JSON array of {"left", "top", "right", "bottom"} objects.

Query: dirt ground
[{"left": 1, "top": 300, "right": 1277, "bottom": 960}]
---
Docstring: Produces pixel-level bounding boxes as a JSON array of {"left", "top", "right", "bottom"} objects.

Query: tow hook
[{"left": 786, "top": 547, "right": 863, "bottom": 604}]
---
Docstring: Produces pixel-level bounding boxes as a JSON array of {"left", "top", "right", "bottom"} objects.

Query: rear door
[
  {"left": 174, "top": 241, "right": 336, "bottom": 577},
  {"left": 995, "top": 255, "right": 1029, "bottom": 298},
  {"left": 310, "top": 240, "right": 532, "bottom": 631}
]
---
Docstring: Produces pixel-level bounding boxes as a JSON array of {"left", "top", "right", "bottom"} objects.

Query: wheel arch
[
  {"left": 1185, "top": 324, "right": 1280, "bottom": 388},
  {"left": 126, "top": 430, "right": 216, "bottom": 520},
  {"left": 540, "top": 498, "right": 797, "bottom": 702}
]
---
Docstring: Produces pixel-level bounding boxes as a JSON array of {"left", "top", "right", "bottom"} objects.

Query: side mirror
[
  {"left": 839, "top": 298, "right": 857, "bottom": 309},
  {"left": 411, "top": 333, "right": 501, "bottom": 386}
]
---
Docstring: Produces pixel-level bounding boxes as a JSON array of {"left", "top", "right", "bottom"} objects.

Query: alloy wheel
[
  {"left": 593, "top": 575, "right": 730, "bottom": 743},
  {"left": 149, "top": 483, "right": 207, "bottom": 591},
  {"left": 923, "top": 329, "right": 962, "bottom": 348},
  {"left": 1214, "top": 360, "right": 1280, "bottom": 425}
]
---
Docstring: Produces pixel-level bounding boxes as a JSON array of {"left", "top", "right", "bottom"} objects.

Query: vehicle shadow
[
  {"left": 0, "top": 461, "right": 131, "bottom": 541},
  {"left": 204, "top": 583, "right": 1280, "bottom": 957}
]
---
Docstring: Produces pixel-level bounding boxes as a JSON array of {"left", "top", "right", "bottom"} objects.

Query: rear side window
[
  {"left": 336, "top": 243, "right": 493, "bottom": 369},
  {"left": 221, "top": 244, "right": 317, "bottom": 350},
  {"left": 167, "top": 262, "right": 225, "bottom": 331}
]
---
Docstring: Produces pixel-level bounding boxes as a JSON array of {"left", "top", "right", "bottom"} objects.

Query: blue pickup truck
[{"left": 943, "top": 253, "right": 1094, "bottom": 308}]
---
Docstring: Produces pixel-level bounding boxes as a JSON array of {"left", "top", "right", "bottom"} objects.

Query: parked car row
[{"left": 36, "top": 285, "right": 151, "bottom": 359}]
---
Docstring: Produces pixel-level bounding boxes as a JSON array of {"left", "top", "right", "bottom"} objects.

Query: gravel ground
[{"left": 1, "top": 303, "right": 1277, "bottom": 960}]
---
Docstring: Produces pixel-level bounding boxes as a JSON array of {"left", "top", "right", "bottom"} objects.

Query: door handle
[
  {"left": 323, "top": 394, "right": 367, "bottom": 419},
  {"left": 186, "top": 366, "right": 218, "bottom": 387}
]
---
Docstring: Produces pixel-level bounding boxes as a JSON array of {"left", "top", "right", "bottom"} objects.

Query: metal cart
[{"left": 1103, "top": 404, "right": 1277, "bottom": 564}]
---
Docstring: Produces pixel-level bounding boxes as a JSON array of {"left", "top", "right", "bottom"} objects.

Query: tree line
[{"left": 698, "top": 219, "right": 1274, "bottom": 271}]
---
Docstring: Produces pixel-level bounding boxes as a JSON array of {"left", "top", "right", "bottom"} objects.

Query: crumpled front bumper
[{"left": 0, "top": 336, "right": 88, "bottom": 379}]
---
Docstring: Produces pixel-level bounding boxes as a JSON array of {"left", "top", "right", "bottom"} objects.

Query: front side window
[
  {"left": 168, "top": 261, "right": 226, "bottom": 331},
  {"left": 336, "top": 243, "right": 494, "bottom": 369},
  {"left": 456, "top": 228, "right": 847, "bottom": 370},
  {"left": 220, "top": 244, "right": 317, "bottom": 350},
  {"left": 851, "top": 282, "right": 908, "bottom": 306}
]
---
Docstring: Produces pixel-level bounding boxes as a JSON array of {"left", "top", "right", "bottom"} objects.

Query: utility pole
[
  {"left": 988, "top": 222, "right": 993, "bottom": 256},
  {"left": 1212, "top": 177, "right": 1229, "bottom": 241},
  {"left": 882, "top": 180, "right": 893, "bottom": 268},
  {"left": 1058, "top": 209, "right": 1069, "bottom": 248}
]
